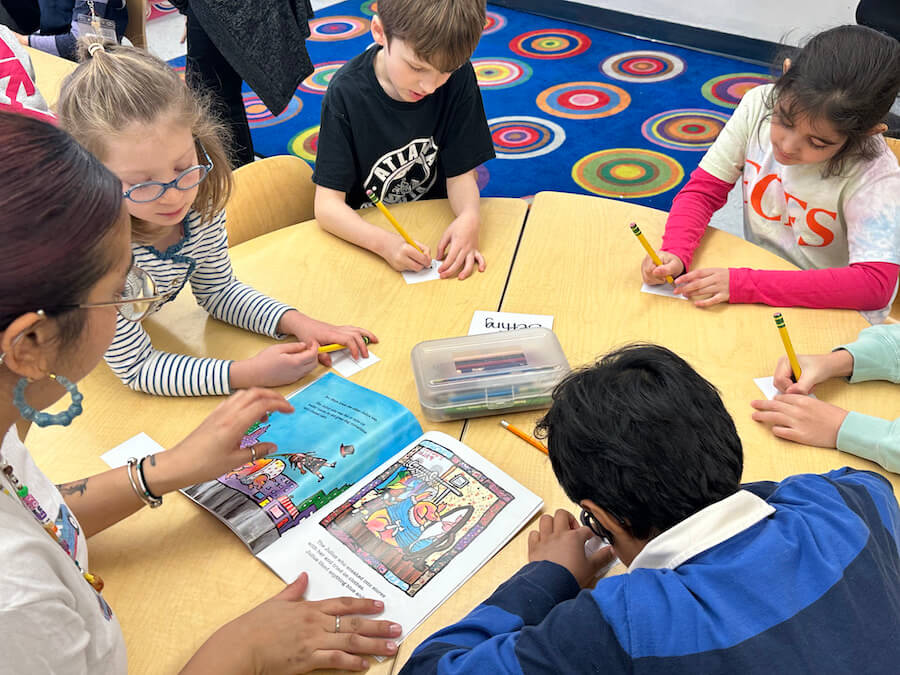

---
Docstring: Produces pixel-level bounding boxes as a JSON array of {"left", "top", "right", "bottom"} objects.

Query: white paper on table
[
  {"left": 468, "top": 310, "right": 555, "bottom": 335},
  {"left": 753, "top": 376, "right": 816, "bottom": 400},
  {"left": 401, "top": 260, "right": 441, "bottom": 284},
  {"left": 330, "top": 350, "right": 381, "bottom": 377},
  {"left": 100, "top": 432, "right": 165, "bottom": 468},
  {"left": 641, "top": 282, "right": 687, "bottom": 300}
]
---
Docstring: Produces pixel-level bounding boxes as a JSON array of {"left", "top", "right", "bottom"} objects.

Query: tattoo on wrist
[
  {"left": 56, "top": 478, "right": 89, "bottom": 497},
  {"left": 148, "top": 454, "right": 157, "bottom": 466}
]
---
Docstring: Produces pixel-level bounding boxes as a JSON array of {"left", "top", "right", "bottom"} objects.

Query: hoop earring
[{"left": 13, "top": 374, "right": 84, "bottom": 427}]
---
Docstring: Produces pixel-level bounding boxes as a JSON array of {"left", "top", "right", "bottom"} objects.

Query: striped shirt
[{"left": 104, "top": 209, "right": 292, "bottom": 396}]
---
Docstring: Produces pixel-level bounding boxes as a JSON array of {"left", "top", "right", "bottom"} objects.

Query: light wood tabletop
[
  {"left": 24, "top": 197, "right": 528, "bottom": 675},
  {"left": 391, "top": 191, "right": 900, "bottom": 669},
  {"left": 24, "top": 46, "right": 75, "bottom": 108}
]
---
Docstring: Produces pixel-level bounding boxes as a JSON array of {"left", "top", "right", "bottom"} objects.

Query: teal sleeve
[
  {"left": 837, "top": 324, "right": 900, "bottom": 384},
  {"left": 837, "top": 411, "right": 900, "bottom": 474}
]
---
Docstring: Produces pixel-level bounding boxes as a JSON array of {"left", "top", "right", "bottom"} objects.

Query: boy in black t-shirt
[{"left": 312, "top": 0, "right": 495, "bottom": 280}]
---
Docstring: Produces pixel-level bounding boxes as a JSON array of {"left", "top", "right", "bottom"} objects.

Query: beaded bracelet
[{"left": 136, "top": 456, "right": 163, "bottom": 508}]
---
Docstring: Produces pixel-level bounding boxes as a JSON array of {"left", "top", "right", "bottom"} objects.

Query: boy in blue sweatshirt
[{"left": 402, "top": 344, "right": 900, "bottom": 674}]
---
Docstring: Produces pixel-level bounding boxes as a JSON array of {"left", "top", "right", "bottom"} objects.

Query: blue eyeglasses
[{"left": 122, "top": 141, "right": 214, "bottom": 204}]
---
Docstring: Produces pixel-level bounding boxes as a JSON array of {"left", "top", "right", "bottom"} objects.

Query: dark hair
[
  {"left": 768, "top": 24, "right": 900, "bottom": 177},
  {"left": 536, "top": 344, "right": 743, "bottom": 540},
  {"left": 0, "top": 111, "right": 123, "bottom": 341}
]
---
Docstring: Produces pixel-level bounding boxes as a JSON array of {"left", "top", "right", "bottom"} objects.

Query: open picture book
[{"left": 182, "top": 372, "right": 543, "bottom": 639}]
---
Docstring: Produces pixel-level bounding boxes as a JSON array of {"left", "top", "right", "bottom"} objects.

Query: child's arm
[
  {"left": 26, "top": 0, "right": 126, "bottom": 60},
  {"left": 680, "top": 261, "right": 899, "bottom": 310},
  {"left": 437, "top": 169, "right": 485, "bottom": 280},
  {"left": 643, "top": 167, "right": 735, "bottom": 285},
  {"left": 105, "top": 313, "right": 319, "bottom": 395},
  {"left": 314, "top": 185, "right": 432, "bottom": 272},
  {"left": 751, "top": 394, "right": 900, "bottom": 474},
  {"left": 400, "top": 510, "right": 620, "bottom": 673},
  {"left": 771, "top": 324, "right": 900, "bottom": 394}
]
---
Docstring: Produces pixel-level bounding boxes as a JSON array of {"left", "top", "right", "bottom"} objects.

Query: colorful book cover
[{"left": 183, "top": 372, "right": 422, "bottom": 553}]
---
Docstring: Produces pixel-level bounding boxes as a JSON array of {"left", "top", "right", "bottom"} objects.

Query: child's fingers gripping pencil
[
  {"left": 500, "top": 420, "right": 548, "bottom": 455},
  {"left": 365, "top": 188, "right": 425, "bottom": 255},
  {"left": 629, "top": 222, "right": 675, "bottom": 285},
  {"left": 773, "top": 313, "right": 802, "bottom": 381},
  {"left": 318, "top": 336, "right": 370, "bottom": 354}
]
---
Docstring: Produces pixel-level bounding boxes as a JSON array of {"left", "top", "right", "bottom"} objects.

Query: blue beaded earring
[{"left": 13, "top": 374, "right": 84, "bottom": 427}]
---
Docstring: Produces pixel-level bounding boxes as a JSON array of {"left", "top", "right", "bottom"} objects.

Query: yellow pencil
[
  {"left": 365, "top": 189, "right": 424, "bottom": 254},
  {"left": 629, "top": 222, "right": 675, "bottom": 285},
  {"left": 773, "top": 313, "right": 802, "bottom": 380},
  {"left": 318, "top": 336, "right": 370, "bottom": 354},
  {"left": 500, "top": 420, "right": 548, "bottom": 455}
]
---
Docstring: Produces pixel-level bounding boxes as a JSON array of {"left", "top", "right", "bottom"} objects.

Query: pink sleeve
[
  {"left": 729, "top": 262, "right": 899, "bottom": 310},
  {"left": 660, "top": 167, "right": 735, "bottom": 271}
]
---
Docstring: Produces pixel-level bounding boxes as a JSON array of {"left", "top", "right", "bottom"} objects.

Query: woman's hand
[
  {"left": 182, "top": 573, "right": 401, "bottom": 674},
  {"left": 144, "top": 388, "right": 294, "bottom": 493}
]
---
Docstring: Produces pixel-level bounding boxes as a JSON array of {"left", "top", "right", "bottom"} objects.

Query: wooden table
[
  {"left": 392, "top": 191, "right": 900, "bottom": 668},
  {"left": 25, "top": 198, "right": 528, "bottom": 675},
  {"left": 25, "top": 46, "right": 75, "bottom": 107}
]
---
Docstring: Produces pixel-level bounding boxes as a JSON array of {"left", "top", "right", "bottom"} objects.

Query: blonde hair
[
  {"left": 377, "top": 0, "right": 486, "bottom": 73},
  {"left": 57, "top": 42, "right": 233, "bottom": 243}
]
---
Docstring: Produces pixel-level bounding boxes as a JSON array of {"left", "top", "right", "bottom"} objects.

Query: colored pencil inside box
[{"left": 411, "top": 328, "right": 570, "bottom": 422}]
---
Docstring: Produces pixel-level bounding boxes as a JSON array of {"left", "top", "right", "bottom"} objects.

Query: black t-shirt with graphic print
[{"left": 312, "top": 45, "right": 495, "bottom": 209}]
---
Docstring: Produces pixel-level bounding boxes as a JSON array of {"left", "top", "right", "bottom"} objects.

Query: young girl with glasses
[{"left": 56, "top": 43, "right": 376, "bottom": 397}]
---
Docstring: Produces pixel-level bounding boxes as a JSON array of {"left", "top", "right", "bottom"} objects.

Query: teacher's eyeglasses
[
  {"left": 54, "top": 265, "right": 171, "bottom": 322},
  {"left": 122, "top": 141, "right": 214, "bottom": 203}
]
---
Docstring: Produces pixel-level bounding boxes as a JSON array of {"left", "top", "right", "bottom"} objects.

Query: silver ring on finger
[
  {"left": 250, "top": 446, "right": 257, "bottom": 463},
  {"left": 334, "top": 615, "right": 341, "bottom": 633}
]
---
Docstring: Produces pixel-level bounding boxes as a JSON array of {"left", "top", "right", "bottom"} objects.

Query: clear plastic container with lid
[{"left": 410, "top": 327, "right": 570, "bottom": 422}]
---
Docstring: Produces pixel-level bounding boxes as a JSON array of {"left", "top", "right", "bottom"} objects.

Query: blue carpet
[{"left": 170, "top": 1, "right": 771, "bottom": 210}]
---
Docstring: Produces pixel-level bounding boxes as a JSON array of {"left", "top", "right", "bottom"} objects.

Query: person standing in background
[{"left": 170, "top": 0, "right": 315, "bottom": 167}]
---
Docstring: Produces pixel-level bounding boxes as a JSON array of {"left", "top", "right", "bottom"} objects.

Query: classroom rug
[{"left": 168, "top": 1, "right": 772, "bottom": 210}]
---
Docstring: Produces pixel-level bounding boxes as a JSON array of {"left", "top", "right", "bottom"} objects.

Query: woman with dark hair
[{"left": 0, "top": 111, "right": 400, "bottom": 673}]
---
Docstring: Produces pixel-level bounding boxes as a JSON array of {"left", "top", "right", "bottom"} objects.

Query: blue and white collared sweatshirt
[{"left": 401, "top": 468, "right": 900, "bottom": 674}]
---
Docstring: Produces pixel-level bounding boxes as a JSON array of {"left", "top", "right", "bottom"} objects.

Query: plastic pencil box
[{"left": 410, "top": 327, "right": 570, "bottom": 422}]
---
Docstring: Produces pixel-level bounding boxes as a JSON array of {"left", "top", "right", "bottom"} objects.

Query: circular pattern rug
[
  {"left": 701, "top": 73, "right": 772, "bottom": 109},
  {"left": 360, "top": 1, "right": 378, "bottom": 16},
  {"left": 308, "top": 16, "right": 371, "bottom": 41},
  {"left": 472, "top": 57, "right": 532, "bottom": 89},
  {"left": 298, "top": 61, "right": 346, "bottom": 94},
  {"left": 488, "top": 116, "right": 566, "bottom": 159},
  {"left": 641, "top": 109, "right": 730, "bottom": 151},
  {"left": 288, "top": 125, "right": 320, "bottom": 162},
  {"left": 509, "top": 29, "right": 591, "bottom": 59},
  {"left": 243, "top": 94, "right": 302, "bottom": 129},
  {"left": 537, "top": 81, "right": 630, "bottom": 120},
  {"left": 600, "top": 50, "right": 686, "bottom": 83},
  {"left": 483, "top": 11, "right": 507, "bottom": 35},
  {"left": 572, "top": 148, "right": 684, "bottom": 198}
]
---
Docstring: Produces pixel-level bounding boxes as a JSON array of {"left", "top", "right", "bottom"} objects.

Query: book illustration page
[
  {"left": 183, "top": 373, "right": 422, "bottom": 554},
  {"left": 320, "top": 438, "right": 514, "bottom": 598}
]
